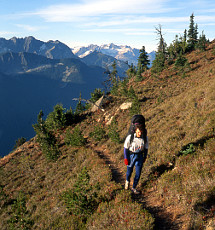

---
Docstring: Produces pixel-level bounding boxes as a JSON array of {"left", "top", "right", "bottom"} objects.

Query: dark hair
[{"left": 134, "top": 123, "right": 144, "bottom": 132}]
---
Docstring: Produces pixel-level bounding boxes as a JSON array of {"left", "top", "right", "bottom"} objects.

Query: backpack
[{"left": 127, "top": 114, "right": 147, "bottom": 145}]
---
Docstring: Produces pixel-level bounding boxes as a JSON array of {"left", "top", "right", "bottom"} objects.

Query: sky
[{"left": 0, "top": 0, "right": 214, "bottom": 52}]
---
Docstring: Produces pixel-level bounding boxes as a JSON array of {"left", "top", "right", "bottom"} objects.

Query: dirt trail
[
  {"left": 93, "top": 145, "right": 125, "bottom": 185},
  {"left": 92, "top": 144, "right": 183, "bottom": 230}
]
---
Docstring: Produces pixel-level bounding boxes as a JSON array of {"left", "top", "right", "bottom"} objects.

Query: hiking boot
[
  {"left": 131, "top": 188, "right": 141, "bottom": 195},
  {"left": 125, "top": 180, "right": 130, "bottom": 190}
]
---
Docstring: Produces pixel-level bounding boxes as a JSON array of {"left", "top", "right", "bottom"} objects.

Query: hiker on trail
[{"left": 124, "top": 115, "right": 148, "bottom": 194}]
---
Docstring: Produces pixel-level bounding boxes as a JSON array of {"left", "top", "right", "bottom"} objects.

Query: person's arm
[{"left": 124, "top": 148, "right": 130, "bottom": 165}]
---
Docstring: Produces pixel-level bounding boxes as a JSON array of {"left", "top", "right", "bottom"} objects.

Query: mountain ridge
[{"left": 0, "top": 36, "right": 77, "bottom": 60}]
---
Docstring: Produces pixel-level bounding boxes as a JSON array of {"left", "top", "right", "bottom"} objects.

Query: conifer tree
[
  {"left": 75, "top": 92, "right": 85, "bottom": 114},
  {"left": 137, "top": 46, "right": 150, "bottom": 72},
  {"left": 151, "top": 24, "right": 167, "bottom": 74},
  {"left": 187, "top": 13, "right": 198, "bottom": 51},
  {"left": 126, "top": 63, "right": 136, "bottom": 79},
  {"left": 136, "top": 46, "right": 150, "bottom": 81},
  {"left": 196, "top": 31, "right": 208, "bottom": 51},
  {"left": 182, "top": 29, "right": 188, "bottom": 53}
]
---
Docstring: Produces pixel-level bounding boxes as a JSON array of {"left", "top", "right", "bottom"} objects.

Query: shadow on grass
[
  {"left": 177, "top": 134, "right": 215, "bottom": 157},
  {"left": 193, "top": 188, "right": 215, "bottom": 221}
]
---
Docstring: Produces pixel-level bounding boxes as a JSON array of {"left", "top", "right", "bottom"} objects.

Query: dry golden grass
[{"left": 0, "top": 40, "right": 215, "bottom": 229}]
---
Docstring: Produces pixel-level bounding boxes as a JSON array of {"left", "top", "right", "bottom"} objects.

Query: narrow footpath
[{"left": 92, "top": 144, "right": 183, "bottom": 230}]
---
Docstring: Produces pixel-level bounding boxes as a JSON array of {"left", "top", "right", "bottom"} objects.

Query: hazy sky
[{"left": 0, "top": 0, "right": 214, "bottom": 52}]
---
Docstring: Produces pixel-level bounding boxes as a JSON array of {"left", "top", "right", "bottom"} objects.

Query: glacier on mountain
[{"left": 72, "top": 43, "right": 155, "bottom": 67}]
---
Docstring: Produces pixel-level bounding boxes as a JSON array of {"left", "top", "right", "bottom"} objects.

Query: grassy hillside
[{"left": 0, "top": 40, "right": 214, "bottom": 229}]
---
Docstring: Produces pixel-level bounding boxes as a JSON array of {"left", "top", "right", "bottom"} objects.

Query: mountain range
[
  {"left": 0, "top": 36, "right": 155, "bottom": 156},
  {"left": 0, "top": 36, "right": 77, "bottom": 60},
  {"left": 0, "top": 37, "right": 105, "bottom": 156},
  {"left": 0, "top": 39, "right": 214, "bottom": 229},
  {"left": 72, "top": 43, "right": 156, "bottom": 67}
]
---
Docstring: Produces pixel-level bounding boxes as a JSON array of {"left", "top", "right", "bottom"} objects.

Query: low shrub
[
  {"left": 175, "top": 55, "right": 188, "bottom": 67},
  {"left": 33, "top": 111, "right": 60, "bottom": 161},
  {"left": 129, "top": 97, "right": 141, "bottom": 116},
  {"left": 7, "top": 192, "right": 34, "bottom": 230},
  {"left": 65, "top": 126, "right": 86, "bottom": 146},
  {"left": 61, "top": 167, "right": 100, "bottom": 218},
  {"left": 89, "top": 125, "right": 106, "bottom": 142},
  {"left": 46, "top": 104, "right": 67, "bottom": 131},
  {"left": 108, "top": 118, "right": 120, "bottom": 144},
  {"left": 13, "top": 137, "right": 26, "bottom": 150}
]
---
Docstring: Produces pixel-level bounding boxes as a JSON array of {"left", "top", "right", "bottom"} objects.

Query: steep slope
[{"left": 0, "top": 41, "right": 214, "bottom": 229}]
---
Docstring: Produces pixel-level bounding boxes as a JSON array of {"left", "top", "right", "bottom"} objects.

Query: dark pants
[{"left": 126, "top": 153, "right": 144, "bottom": 189}]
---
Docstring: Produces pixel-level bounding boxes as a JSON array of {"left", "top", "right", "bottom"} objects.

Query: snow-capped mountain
[{"left": 72, "top": 43, "right": 155, "bottom": 67}]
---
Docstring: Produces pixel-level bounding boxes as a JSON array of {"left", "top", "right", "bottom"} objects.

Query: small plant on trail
[
  {"left": 65, "top": 126, "right": 86, "bottom": 146},
  {"left": 179, "top": 143, "right": 195, "bottom": 156}
]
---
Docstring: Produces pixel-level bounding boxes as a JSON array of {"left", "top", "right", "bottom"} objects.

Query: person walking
[{"left": 124, "top": 123, "right": 148, "bottom": 194}]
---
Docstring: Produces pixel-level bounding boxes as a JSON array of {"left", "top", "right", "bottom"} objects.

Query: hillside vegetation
[{"left": 0, "top": 40, "right": 215, "bottom": 229}]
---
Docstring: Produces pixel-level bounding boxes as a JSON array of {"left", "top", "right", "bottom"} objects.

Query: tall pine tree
[
  {"left": 136, "top": 46, "right": 150, "bottom": 81},
  {"left": 187, "top": 13, "right": 198, "bottom": 51},
  {"left": 137, "top": 46, "right": 150, "bottom": 72}
]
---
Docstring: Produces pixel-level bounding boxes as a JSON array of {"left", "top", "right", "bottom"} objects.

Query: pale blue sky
[{"left": 0, "top": 0, "right": 214, "bottom": 52}]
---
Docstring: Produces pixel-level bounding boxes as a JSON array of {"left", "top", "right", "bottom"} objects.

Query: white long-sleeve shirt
[{"left": 124, "top": 134, "right": 149, "bottom": 154}]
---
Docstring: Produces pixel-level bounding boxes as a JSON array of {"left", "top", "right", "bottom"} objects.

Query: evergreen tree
[
  {"left": 90, "top": 88, "right": 103, "bottom": 103},
  {"left": 137, "top": 46, "right": 150, "bottom": 72},
  {"left": 196, "top": 31, "right": 208, "bottom": 51},
  {"left": 126, "top": 63, "right": 136, "bottom": 79},
  {"left": 13, "top": 137, "right": 26, "bottom": 150},
  {"left": 75, "top": 92, "right": 85, "bottom": 114},
  {"left": 187, "top": 13, "right": 198, "bottom": 51},
  {"left": 136, "top": 46, "right": 150, "bottom": 81},
  {"left": 32, "top": 110, "right": 60, "bottom": 161},
  {"left": 182, "top": 29, "right": 188, "bottom": 53},
  {"left": 151, "top": 52, "right": 166, "bottom": 74},
  {"left": 104, "top": 60, "right": 119, "bottom": 94},
  {"left": 46, "top": 104, "right": 66, "bottom": 131}
]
